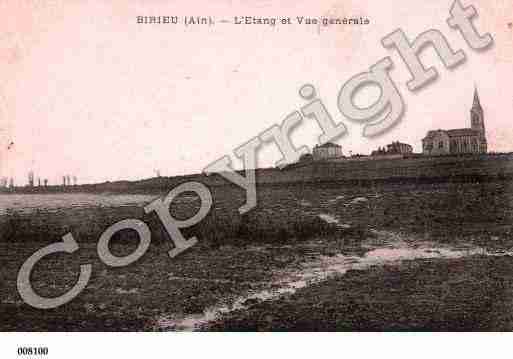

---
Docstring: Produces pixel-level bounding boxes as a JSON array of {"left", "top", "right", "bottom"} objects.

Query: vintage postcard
[{"left": 1, "top": 0, "right": 512, "bottom": 357}]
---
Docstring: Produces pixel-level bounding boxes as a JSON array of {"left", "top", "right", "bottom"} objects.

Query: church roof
[
  {"left": 422, "top": 130, "right": 445, "bottom": 140},
  {"left": 446, "top": 128, "right": 479, "bottom": 137},
  {"left": 423, "top": 128, "right": 479, "bottom": 140},
  {"left": 299, "top": 153, "right": 313, "bottom": 160}
]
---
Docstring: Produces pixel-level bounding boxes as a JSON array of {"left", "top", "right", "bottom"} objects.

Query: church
[{"left": 422, "top": 88, "right": 487, "bottom": 156}]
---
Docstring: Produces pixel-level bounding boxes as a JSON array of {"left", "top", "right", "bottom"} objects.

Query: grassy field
[{"left": 1, "top": 179, "right": 513, "bottom": 330}]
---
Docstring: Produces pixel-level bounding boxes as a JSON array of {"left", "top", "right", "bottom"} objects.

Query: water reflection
[{"left": 0, "top": 193, "right": 158, "bottom": 215}]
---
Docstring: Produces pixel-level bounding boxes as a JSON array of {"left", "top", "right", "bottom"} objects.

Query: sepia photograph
[{"left": 0, "top": 0, "right": 512, "bottom": 357}]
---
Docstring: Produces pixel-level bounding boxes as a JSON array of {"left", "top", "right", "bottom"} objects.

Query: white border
[{"left": 0, "top": 332, "right": 508, "bottom": 359}]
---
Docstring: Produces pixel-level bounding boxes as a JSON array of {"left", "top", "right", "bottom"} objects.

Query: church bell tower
[{"left": 470, "top": 87, "right": 487, "bottom": 152}]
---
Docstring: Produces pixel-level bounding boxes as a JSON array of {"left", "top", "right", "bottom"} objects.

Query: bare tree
[{"left": 28, "top": 171, "right": 34, "bottom": 187}]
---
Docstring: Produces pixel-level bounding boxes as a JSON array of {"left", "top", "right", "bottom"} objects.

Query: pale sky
[{"left": 0, "top": 0, "right": 512, "bottom": 185}]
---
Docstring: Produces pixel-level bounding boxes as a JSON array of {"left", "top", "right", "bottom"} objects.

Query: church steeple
[
  {"left": 472, "top": 86, "right": 481, "bottom": 109},
  {"left": 470, "top": 86, "right": 487, "bottom": 152}
]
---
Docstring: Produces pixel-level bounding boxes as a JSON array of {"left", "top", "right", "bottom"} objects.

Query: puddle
[
  {"left": 318, "top": 213, "right": 339, "bottom": 224},
  {"left": 318, "top": 213, "right": 351, "bottom": 228},
  {"left": 328, "top": 195, "right": 346, "bottom": 203},
  {"left": 154, "top": 226, "right": 511, "bottom": 331},
  {"left": 348, "top": 197, "right": 368, "bottom": 205},
  {"left": 115, "top": 288, "right": 139, "bottom": 294}
]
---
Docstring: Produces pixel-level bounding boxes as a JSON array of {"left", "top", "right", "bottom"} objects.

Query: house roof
[
  {"left": 387, "top": 141, "right": 412, "bottom": 147},
  {"left": 316, "top": 142, "right": 341, "bottom": 148}
]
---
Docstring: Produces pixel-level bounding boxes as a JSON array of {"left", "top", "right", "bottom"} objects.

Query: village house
[{"left": 312, "top": 142, "right": 344, "bottom": 161}]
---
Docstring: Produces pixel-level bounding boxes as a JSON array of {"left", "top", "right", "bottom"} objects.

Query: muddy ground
[
  {"left": 205, "top": 254, "right": 513, "bottom": 331},
  {"left": 1, "top": 180, "right": 513, "bottom": 331}
]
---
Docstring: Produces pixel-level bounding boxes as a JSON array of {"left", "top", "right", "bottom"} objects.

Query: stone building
[
  {"left": 372, "top": 141, "right": 413, "bottom": 156},
  {"left": 386, "top": 141, "right": 413, "bottom": 154},
  {"left": 312, "top": 142, "right": 343, "bottom": 161},
  {"left": 422, "top": 88, "right": 487, "bottom": 156}
]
